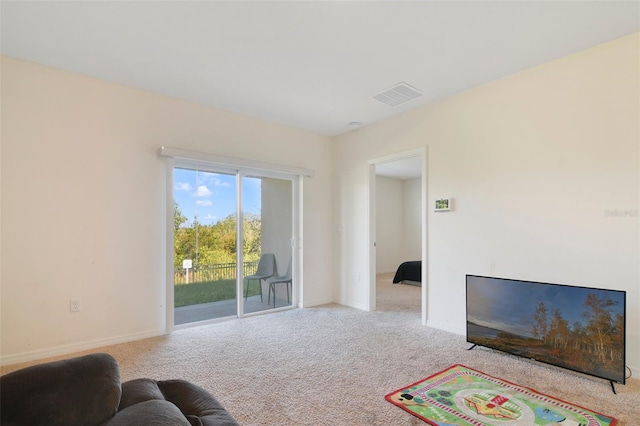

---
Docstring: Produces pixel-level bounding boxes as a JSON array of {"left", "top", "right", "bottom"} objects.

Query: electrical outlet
[{"left": 70, "top": 298, "right": 81, "bottom": 313}]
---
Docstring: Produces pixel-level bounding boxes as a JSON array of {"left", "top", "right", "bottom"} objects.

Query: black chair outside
[
  {"left": 267, "top": 257, "right": 292, "bottom": 308},
  {"left": 244, "top": 253, "right": 276, "bottom": 302}
]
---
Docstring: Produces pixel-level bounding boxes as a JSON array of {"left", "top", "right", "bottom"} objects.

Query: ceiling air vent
[{"left": 373, "top": 82, "right": 423, "bottom": 107}]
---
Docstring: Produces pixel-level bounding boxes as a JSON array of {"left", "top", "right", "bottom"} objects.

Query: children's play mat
[{"left": 385, "top": 364, "right": 617, "bottom": 425}]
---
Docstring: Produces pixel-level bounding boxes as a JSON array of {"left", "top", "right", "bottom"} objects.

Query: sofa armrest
[{"left": 0, "top": 353, "right": 121, "bottom": 426}]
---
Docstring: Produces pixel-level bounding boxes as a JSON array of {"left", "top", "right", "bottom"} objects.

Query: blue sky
[{"left": 174, "top": 168, "right": 261, "bottom": 225}]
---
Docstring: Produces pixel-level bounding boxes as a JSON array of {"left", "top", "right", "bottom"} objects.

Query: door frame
[{"left": 367, "top": 147, "right": 428, "bottom": 325}]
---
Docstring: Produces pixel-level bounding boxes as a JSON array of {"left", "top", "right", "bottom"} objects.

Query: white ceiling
[
  {"left": 1, "top": 1, "right": 638, "bottom": 138},
  {"left": 375, "top": 156, "right": 423, "bottom": 180}
]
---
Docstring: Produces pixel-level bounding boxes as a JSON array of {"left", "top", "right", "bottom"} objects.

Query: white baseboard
[
  {"left": 628, "top": 365, "right": 639, "bottom": 382},
  {"left": 426, "top": 319, "right": 465, "bottom": 337},
  {"left": 333, "top": 298, "right": 369, "bottom": 312},
  {"left": 299, "top": 297, "right": 334, "bottom": 308},
  {"left": 1, "top": 328, "right": 165, "bottom": 367}
]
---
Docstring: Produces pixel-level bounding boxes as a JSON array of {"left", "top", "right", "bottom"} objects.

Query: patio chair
[
  {"left": 244, "top": 253, "right": 276, "bottom": 302},
  {"left": 267, "top": 257, "right": 292, "bottom": 308}
]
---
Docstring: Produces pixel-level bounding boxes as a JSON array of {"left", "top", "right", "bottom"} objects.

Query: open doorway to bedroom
[{"left": 368, "top": 148, "right": 427, "bottom": 324}]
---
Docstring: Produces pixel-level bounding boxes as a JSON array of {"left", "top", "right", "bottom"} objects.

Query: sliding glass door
[
  {"left": 243, "top": 175, "right": 293, "bottom": 314},
  {"left": 172, "top": 163, "right": 295, "bottom": 325}
]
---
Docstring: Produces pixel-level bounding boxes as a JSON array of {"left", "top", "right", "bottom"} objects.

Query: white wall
[
  {"left": 402, "top": 178, "right": 421, "bottom": 261},
  {"left": 333, "top": 33, "right": 639, "bottom": 375},
  {"left": 1, "top": 56, "right": 334, "bottom": 364},
  {"left": 375, "top": 176, "right": 404, "bottom": 273},
  {"left": 375, "top": 176, "right": 421, "bottom": 274},
  {"left": 261, "top": 177, "right": 293, "bottom": 275}
]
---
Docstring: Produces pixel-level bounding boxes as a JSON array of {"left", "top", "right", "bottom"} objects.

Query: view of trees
[
  {"left": 531, "top": 293, "right": 624, "bottom": 363},
  {"left": 174, "top": 202, "right": 262, "bottom": 269}
]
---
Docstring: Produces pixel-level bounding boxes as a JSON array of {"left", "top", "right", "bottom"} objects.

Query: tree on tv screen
[{"left": 531, "top": 293, "right": 623, "bottom": 364}]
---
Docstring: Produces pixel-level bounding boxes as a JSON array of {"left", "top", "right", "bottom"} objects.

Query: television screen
[{"left": 466, "top": 275, "right": 626, "bottom": 384}]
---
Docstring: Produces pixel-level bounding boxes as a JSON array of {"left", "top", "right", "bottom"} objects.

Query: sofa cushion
[
  {"left": 0, "top": 353, "right": 121, "bottom": 426},
  {"left": 158, "top": 379, "right": 240, "bottom": 426},
  {"left": 118, "top": 378, "right": 166, "bottom": 410},
  {"left": 119, "top": 378, "right": 239, "bottom": 426},
  {"left": 103, "top": 400, "right": 191, "bottom": 426}
]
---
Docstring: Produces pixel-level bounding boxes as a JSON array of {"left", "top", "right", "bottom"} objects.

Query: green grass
[{"left": 174, "top": 279, "right": 261, "bottom": 307}]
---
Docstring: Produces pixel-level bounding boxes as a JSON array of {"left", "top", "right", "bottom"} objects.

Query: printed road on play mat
[{"left": 385, "top": 364, "right": 617, "bottom": 426}]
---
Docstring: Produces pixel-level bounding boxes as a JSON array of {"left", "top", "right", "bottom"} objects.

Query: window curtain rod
[{"left": 158, "top": 146, "right": 314, "bottom": 177}]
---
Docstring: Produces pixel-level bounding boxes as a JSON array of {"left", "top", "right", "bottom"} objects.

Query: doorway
[{"left": 368, "top": 148, "right": 427, "bottom": 324}]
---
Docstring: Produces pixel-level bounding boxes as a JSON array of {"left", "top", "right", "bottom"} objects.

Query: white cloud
[
  {"left": 175, "top": 182, "right": 193, "bottom": 191},
  {"left": 197, "top": 172, "right": 231, "bottom": 188},
  {"left": 203, "top": 214, "right": 217, "bottom": 222},
  {"left": 196, "top": 185, "right": 212, "bottom": 197},
  {"left": 212, "top": 177, "right": 230, "bottom": 187},
  {"left": 196, "top": 199, "right": 212, "bottom": 206}
]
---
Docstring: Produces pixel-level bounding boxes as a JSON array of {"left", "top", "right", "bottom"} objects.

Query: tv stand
[{"left": 467, "top": 344, "right": 477, "bottom": 351}]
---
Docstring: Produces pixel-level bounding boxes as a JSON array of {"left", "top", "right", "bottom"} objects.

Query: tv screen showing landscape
[{"left": 466, "top": 275, "right": 626, "bottom": 384}]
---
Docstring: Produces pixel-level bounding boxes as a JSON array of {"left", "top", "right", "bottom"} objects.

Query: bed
[{"left": 392, "top": 261, "right": 422, "bottom": 285}]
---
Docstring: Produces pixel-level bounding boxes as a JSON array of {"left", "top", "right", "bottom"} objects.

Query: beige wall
[
  {"left": 375, "top": 176, "right": 404, "bottom": 274},
  {"left": 403, "top": 178, "right": 422, "bottom": 261},
  {"left": 333, "top": 33, "right": 639, "bottom": 375},
  {"left": 261, "top": 177, "right": 293, "bottom": 276},
  {"left": 1, "top": 56, "right": 333, "bottom": 364},
  {"left": 375, "top": 176, "right": 422, "bottom": 274}
]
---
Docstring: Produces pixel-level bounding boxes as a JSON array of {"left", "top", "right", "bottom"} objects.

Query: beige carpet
[{"left": 3, "top": 273, "right": 639, "bottom": 425}]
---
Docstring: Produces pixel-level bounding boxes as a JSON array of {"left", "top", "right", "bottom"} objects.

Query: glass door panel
[
  {"left": 242, "top": 175, "right": 293, "bottom": 314},
  {"left": 173, "top": 167, "right": 238, "bottom": 325}
]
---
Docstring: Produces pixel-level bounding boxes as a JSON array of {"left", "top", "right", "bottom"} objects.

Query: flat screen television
[{"left": 466, "top": 275, "right": 626, "bottom": 386}]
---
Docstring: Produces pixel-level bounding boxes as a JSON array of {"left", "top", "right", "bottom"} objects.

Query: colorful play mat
[{"left": 385, "top": 364, "right": 617, "bottom": 425}]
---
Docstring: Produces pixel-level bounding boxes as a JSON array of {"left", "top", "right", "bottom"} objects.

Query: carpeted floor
[{"left": 3, "top": 273, "right": 639, "bottom": 425}]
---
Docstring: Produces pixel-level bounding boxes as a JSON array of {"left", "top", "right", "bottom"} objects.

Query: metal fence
[{"left": 174, "top": 261, "right": 259, "bottom": 285}]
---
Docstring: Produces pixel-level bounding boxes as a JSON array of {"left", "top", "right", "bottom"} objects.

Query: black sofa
[{"left": 0, "top": 353, "right": 239, "bottom": 426}]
